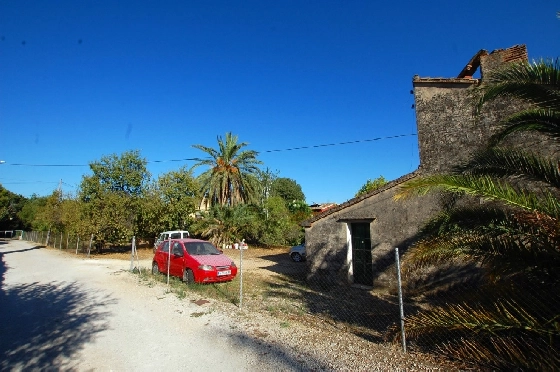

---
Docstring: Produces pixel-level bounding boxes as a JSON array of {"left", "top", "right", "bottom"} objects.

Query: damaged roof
[{"left": 414, "top": 44, "right": 528, "bottom": 83}]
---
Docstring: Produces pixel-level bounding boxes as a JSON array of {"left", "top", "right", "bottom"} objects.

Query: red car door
[
  {"left": 158, "top": 240, "right": 171, "bottom": 273},
  {"left": 169, "top": 241, "right": 185, "bottom": 277}
]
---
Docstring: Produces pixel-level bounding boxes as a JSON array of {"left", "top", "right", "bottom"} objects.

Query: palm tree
[
  {"left": 393, "top": 59, "right": 560, "bottom": 370},
  {"left": 190, "top": 204, "right": 256, "bottom": 248},
  {"left": 192, "top": 132, "right": 262, "bottom": 207},
  {"left": 477, "top": 58, "right": 560, "bottom": 144}
]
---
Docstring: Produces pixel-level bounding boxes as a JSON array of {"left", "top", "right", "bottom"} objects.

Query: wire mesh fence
[
  {"left": 15, "top": 232, "right": 559, "bottom": 369},
  {"left": 22, "top": 231, "right": 95, "bottom": 255}
]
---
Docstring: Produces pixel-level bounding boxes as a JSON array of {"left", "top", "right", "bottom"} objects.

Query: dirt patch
[{"left": 89, "top": 245, "right": 306, "bottom": 278}]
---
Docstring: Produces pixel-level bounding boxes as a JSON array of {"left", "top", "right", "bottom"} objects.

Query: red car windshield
[{"left": 185, "top": 242, "right": 221, "bottom": 255}]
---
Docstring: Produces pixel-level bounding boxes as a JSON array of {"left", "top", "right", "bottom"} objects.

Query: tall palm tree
[
  {"left": 192, "top": 132, "right": 262, "bottom": 207},
  {"left": 393, "top": 59, "right": 560, "bottom": 370}
]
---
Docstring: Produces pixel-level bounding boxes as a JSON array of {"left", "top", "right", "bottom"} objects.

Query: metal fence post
[
  {"left": 130, "top": 236, "right": 139, "bottom": 272},
  {"left": 88, "top": 234, "right": 93, "bottom": 258},
  {"left": 239, "top": 244, "right": 243, "bottom": 309},
  {"left": 395, "top": 247, "right": 407, "bottom": 353}
]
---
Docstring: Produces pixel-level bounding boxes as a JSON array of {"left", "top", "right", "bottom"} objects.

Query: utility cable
[{"left": 2, "top": 133, "right": 417, "bottom": 167}]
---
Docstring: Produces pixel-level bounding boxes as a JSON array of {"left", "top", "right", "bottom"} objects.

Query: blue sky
[{"left": 1, "top": 1, "right": 558, "bottom": 204}]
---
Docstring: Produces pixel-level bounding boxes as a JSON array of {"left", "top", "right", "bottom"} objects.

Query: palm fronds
[
  {"left": 477, "top": 58, "right": 560, "bottom": 113},
  {"left": 439, "top": 335, "right": 560, "bottom": 371},
  {"left": 395, "top": 53, "right": 560, "bottom": 370},
  {"left": 403, "top": 206, "right": 560, "bottom": 281},
  {"left": 191, "top": 132, "right": 262, "bottom": 206},
  {"left": 395, "top": 174, "right": 560, "bottom": 215},
  {"left": 458, "top": 147, "right": 560, "bottom": 188},
  {"left": 402, "top": 296, "right": 560, "bottom": 370},
  {"left": 477, "top": 59, "right": 560, "bottom": 144},
  {"left": 488, "top": 108, "right": 560, "bottom": 143}
]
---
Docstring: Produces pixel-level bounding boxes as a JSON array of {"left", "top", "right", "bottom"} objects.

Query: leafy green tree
[
  {"left": 86, "top": 150, "right": 151, "bottom": 197},
  {"left": 270, "top": 177, "right": 305, "bottom": 203},
  {"left": 355, "top": 176, "right": 388, "bottom": 197},
  {"left": 135, "top": 184, "right": 166, "bottom": 244},
  {"left": 0, "top": 185, "right": 26, "bottom": 230},
  {"left": 156, "top": 166, "right": 200, "bottom": 231},
  {"left": 36, "top": 190, "right": 64, "bottom": 235},
  {"left": 394, "top": 58, "right": 560, "bottom": 370},
  {"left": 192, "top": 132, "right": 262, "bottom": 207},
  {"left": 18, "top": 194, "right": 48, "bottom": 231},
  {"left": 60, "top": 197, "right": 85, "bottom": 237},
  {"left": 258, "top": 196, "right": 303, "bottom": 246},
  {"left": 254, "top": 167, "right": 278, "bottom": 207},
  {"left": 288, "top": 199, "right": 312, "bottom": 217},
  {"left": 79, "top": 150, "right": 150, "bottom": 245}
]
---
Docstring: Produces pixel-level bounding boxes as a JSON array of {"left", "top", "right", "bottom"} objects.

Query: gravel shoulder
[{"left": 0, "top": 240, "right": 460, "bottom": 371}]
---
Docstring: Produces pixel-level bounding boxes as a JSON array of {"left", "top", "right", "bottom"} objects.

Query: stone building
[{"left": 302, "top": 44, "right": 535, "bottom": 290}]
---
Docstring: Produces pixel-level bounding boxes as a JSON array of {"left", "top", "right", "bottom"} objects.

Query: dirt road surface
[{"left": 0, "top": 240, "right": 308, "bottom": 371}]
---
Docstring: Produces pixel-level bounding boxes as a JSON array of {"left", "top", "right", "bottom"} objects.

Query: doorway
[{"left": 351, "top": 223, "right": 373, "bottom": 286}]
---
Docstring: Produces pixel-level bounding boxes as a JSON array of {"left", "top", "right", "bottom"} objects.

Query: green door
[{"left": 351, "top": 223, "right": 373, "bottom": 286}]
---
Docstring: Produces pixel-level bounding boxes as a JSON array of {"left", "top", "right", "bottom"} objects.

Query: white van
[{"left": 154, "top": 230, "right": 190, "bottom": 250}]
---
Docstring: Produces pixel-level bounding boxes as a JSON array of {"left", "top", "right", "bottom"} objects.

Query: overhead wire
[{"left": 2, "top": 133, "right": 418, "bottom": 167}]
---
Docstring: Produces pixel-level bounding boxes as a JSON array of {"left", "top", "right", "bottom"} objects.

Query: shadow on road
[{"left": 0, "top": 250, "right": 115, "bottom": 370}]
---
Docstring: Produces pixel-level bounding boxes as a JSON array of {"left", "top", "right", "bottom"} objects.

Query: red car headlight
[{"left": 198, "top": 264, "right": 213, "bottom": 271}]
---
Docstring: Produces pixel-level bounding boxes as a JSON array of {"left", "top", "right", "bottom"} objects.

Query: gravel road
[
  {"left": 0, "top": 240, "right": 459, "bottom": 371},
  {"left": 1, "top": 240, "right": 310, "bottom": 371}
]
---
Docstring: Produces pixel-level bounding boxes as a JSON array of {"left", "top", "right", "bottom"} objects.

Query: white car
[
  {"left": 154, "top": 230, "right": 190, "bottom": 251},
  {"left": 289, "top": 243, "right": 306, "bottom": 262}
]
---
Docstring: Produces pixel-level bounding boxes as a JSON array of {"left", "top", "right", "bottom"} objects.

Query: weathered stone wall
[
  {"left": 305, "top": 213, "right": 349, "bottom": 286},
  {"left": 412, "top": 79, "right": 530, "bottom": 174},
  {"left": 480, "top": 44, "right": 528, "bottom": 80},
  {"left": 305, "top": 174, "right": 442, "bottom": 290}
]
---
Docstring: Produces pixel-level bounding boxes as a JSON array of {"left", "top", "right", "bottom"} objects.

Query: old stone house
[{"left": 302, "top": 44, "right": 538, "bottom": 290}]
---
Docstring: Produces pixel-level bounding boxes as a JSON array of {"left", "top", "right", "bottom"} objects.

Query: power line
[
  {"left": 5, "top": 158, "right": 201, "bottom": 167},
  {"left": 2, "top": 133, "right": 417, "bottom": 167},
  {"left": 262, "top": 133, "right": 417, "bottom": 153}
]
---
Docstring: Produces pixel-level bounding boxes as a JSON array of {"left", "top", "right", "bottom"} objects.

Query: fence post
[
  {"left": 130, "top": 236, "right": 138, "bottom": 272},
  {"left": 166, "top": 237, "right": 171, "bottom": 285},
  {"left": 88, "top": 234, "right": 93, "bottom": 258},
  {"left": 239, "top": 244, "right": 243, "bottom": 309},
  {"left": 395, "top": 247, "right": 407, "bottom": 353}
]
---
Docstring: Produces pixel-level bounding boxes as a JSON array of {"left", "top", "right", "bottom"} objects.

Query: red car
[{"left": 152, "top": 238, "right": 237, "bottom": 284}]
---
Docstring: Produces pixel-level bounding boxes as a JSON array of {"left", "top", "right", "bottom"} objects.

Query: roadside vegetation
[
  {"left": 0, "top": 133, "right": 311, "bottom": 249},
  {"left": 395, "top": 58, "right": 560, "bottom": 369}
]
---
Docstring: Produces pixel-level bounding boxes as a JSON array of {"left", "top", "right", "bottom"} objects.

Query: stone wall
[{"left": 305, "top": 172, "right": 442, "bottom": 290}]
